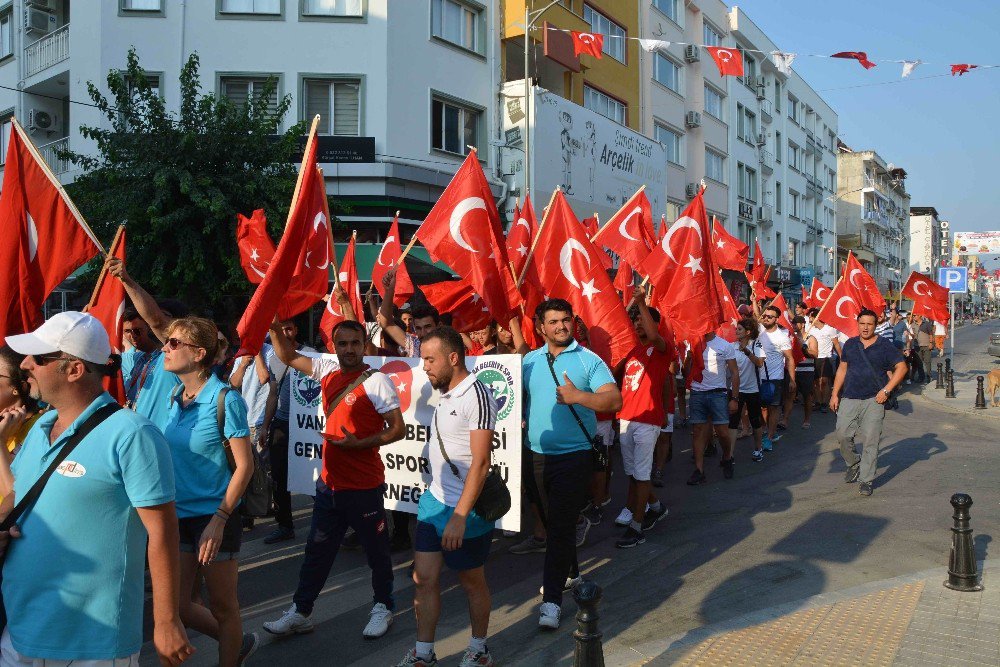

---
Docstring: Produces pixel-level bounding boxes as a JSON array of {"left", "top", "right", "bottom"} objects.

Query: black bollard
[
  {"left": 975, "top": 376, "right": 987, "bottom": 409},
  {"left": 573, "top": 580, "right": 605, "bottom": 667},
  {"left": 945, "top": 369, "right": 956, "bottom": 398},
  {"left": 944, "top": 494, "right": 984, "bottom": 592},
  {"left": 936, "top": 363, "right": 945, "bottom": 389},
  {"left": 945, "top": 357, "right": 952, "bottom": 374}
]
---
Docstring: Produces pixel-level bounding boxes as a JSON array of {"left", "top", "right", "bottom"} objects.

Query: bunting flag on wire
[
  {"left": 900, "top": 60, "right": 922, "bottom": 78},
  {"left": 831, "top": 51, "right": 877, "bottom": 69},
  {"left": 951, "top": 64, "right": 978, "bottom": 76}
]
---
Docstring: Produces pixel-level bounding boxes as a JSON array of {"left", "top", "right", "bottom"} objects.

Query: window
[
  {"left": 774, "top": 131, "right": 782, "bottom": 162},
  {"left": 705, "top": 148, "right": 725, "bottom": 183},
  {"left": 703, "top": 22, "right": 723, "bottom": 47},
  {"left": 788, "top": 94, "right": 799, "bottom": 123},
  {"left": 775, "top": 232, "right": 782, "bottom": 263},
  {"left": 584, "top": 85, "right": 626, "bottom": 125},
  {"left": 432, "top": 95, "right": 481, "bottom": 155},
  {"left": 432, "top": 0, "right": 483, "bottom": 53},
  {"left": 583, "top": 5, "right": 625, "bottom": 63},
  {"left": 666, "top": 200, "right": 682, "bottom": 224},
  {"left": 737, "top": 163, "right": 757, "bottom": 202},
  {"left": 790, "top": 239, "right": 800, "bottom": 265},
  {"left": 828, "top": 129, "right": 836, "bottom": 150},
  {"left": 774, "top": 81, "right": 781, "bottom": 112},
  {"left": 653, "top": 0, "right": 677, "bottom": 22},
  {"left": 301, "top": 0, "right": 362, "bottom": 17},
  {"left": 742, "top": 50, "right": 757, "bottom": 87},
  {"left": 655, "top": 123, "right": 682, "bottom": 165},
  {"left": 790, "top": 191, "right": 800, "bottom": 218},
  {"left": 0, "top": 10, "right": 12, "bottom": 60},
  {"left": 788, "top": 142, "right": 800, "bottom": 170},
  {"left": 654, "top": 53, "right": 681, "bottom": 94},
  {"left": 0, "top": 112, "right": 12, "bottom": 165},
  {"left": 130, "top": 73, "right": 161, "bottom": 98},
  {"left": 775, "top": 181, "right": 782, "bottom": 214},
  {"left": 303, "top": 78, "right": 361, "bottom": 135},
  {"left": 704, "top": 84, "right": 723, "bottom": 120},
  {"left": 219, "top": 0, "right": 281, "bottom": 14},
  {"left": 221, "top": 76, "right": 280, "bottom": 116},
  {"left": 736, "top": 104, "right": 756, "bottom": 143},
  {"left": 121, "top": 0, "right": 163, "bottom": 11}
]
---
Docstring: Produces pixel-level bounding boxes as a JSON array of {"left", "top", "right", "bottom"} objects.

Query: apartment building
[
  {"left": 909, "top": 206, "right": 948, "bottom": 273},
  {"left": 836, "top": 144, "right": 911, "bottom": 297}
]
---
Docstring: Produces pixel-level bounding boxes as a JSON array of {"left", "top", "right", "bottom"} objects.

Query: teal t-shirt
[
  {"left": 162, "top": 374, "right": 250, "bottom": 518},
  {"left": 522, "top": 340, "right": 616, "bottom": 455},
  {"left": 416, "top": 489, "right": 494, "bottom": 539},
  {"left": 133, "top": 352, "right": 182, "bottom": 432},
  {"left": 4, "top": 393, "right": 175, "bottom": 660}
]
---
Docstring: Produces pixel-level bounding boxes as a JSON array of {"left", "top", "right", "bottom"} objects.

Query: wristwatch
[{"left": 880, "top": 388, "right": 891, "bottom": 397}]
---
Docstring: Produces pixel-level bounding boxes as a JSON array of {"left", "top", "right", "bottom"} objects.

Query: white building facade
[{"left": 908, "top": 206, "right": 947, "bottom": 274}]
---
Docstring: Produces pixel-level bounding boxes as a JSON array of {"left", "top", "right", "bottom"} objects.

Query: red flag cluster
[{"left": 902, "top": 272, "right": 950, "bottom": 325}]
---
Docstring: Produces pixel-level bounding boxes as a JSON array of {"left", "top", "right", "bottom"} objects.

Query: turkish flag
[
  {"left": 614, "top": 260, "right": 634, "bottom": 305},
  {"left": 319, "top": 234, "right": 364, "bottom": 352},
  {"left": 521, "top": 190, "right": 637, "bottom": 366},
  {"left": 416, "top": 152, "right": 518, "bottom": 323},
  {"left": 902, "top": 271, "right": 950, "bottom": 325},
  {"left": 507, "top": 196, "right": 538, "bottom": 281},
  {"left": 844, "top": 252, "right": 886, "bottom": 313},
  {"left": 815, "top": 277, "right": 863, "bottom": 337},
  {"left": 87, "top": 226, "right": 127, "bottom": 404},
  {"left": 640, "top": 188, "right": 725, "bottom": 341},
  {"left": 571, "top": 31, "right": 604, "bottom": 58},
  {"left": 371, "top": 214, "right": 414, "bottom": 307},
  {"left": 809, "top": 277, "right": 832, "bottom": 308},
  {"left": 801, "top": 285, "right": 811, "bottom": 308},
  {"left": 0, "top": 120, "right": 102, "bottom": 339},
  {"left": 421, "top": 280, "right": 492, "bottom": 334},
  {"left": 711, "top": 219, "right": 750, "bottom": 271},
  {"left": 715, "top": 272, "right": 740, "bottom": 343},
  {"left": 831, "top": 51, "right": 877, "bottom": 70},
  {"left": 236, "top": 132, "right": 329, "bottom": 356},
  {"left": 592, "top": 189, "right": 656, "bottom": 270},
  {"left": 236, "top": 209, "right": 275, "bottom": 284},
  {"left": 951, "top": 64, "right": 977, "bottom": 76},
  {"left": 706, "top": 46, "right": 745, "bottom": 77},
  {"left": 581, "top": 216, "right": 599, "bottom": 238}
]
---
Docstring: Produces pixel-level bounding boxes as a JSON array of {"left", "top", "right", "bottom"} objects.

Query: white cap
[{"left": 6, "top": 311, "right": 112, "bottom": 365}]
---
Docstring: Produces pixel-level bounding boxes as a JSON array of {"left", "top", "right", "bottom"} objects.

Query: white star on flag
[
  {"left": 581, "top": 278, "right": 601, "bottom": 301},
  {"left": 517, "top": 243, "right": 528, "bottom": 257},
  {"left": 250, "top": 247, "right": 260, "bottom": 262},
  {"left": 396, "top": 381, "right": 407, "bottom": 392},
  {"left": 716, "top": 239, "right": 726, "bottom": 250},
  {"left": 684, "top": 254, "right": 703, "bottom": 275},
  {"left": 471, "top": 293, "right": 481, "bottom": 303}
]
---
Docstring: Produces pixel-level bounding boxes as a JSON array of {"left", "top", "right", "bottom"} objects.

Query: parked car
[{"left": 989, "top": 332, "right": 1000, "bottom": 357}]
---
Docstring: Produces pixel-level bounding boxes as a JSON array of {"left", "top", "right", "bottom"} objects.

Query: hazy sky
[{"left": 734, "top": 0, "right": 998, "bottom": 233}]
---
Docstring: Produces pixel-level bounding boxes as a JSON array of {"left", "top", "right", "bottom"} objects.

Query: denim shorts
[
  {"left": 178, "top": 512, "right": 242, "bottom": 560},
  {"left": 414, "top": 520, "right": 492, "bottom": 571},
  {"left": 689, "top": 390, "right": 730, "bottom": 425}
]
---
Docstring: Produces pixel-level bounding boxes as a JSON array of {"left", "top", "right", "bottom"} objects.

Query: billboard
[
  {"left": 953, "top": 231, "right": 1000, "bottom": 255},
  {"left": 500, "top": 81, "right": 668, "bottom": 225}
]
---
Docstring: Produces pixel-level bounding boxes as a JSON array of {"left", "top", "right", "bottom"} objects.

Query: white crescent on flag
[
  {"left": 305, "top": 212, "right": 330, "bottom": 270},
  {"left": 450, "top": 197, "right": 485, "bottom": 253},
  {"left": 579, "top": 33, "right": 597, "bottom": 44},
  {"left": 559, "top": 238, "right": 592, "bottom": 289},
  {"left": 717, "top": 49, "right": 734, "bottom": 63},
  {"left": 835, "top": 296, "right": 856, "bottom": 318},
  {"left": 26, "top": 212, "right": 38, "bottom": 263},
  {"left": 619, "top": 206, "right": 643, "bottom": 242},
  {"left": 848, "top": 269, "right": 863, "bottom": 289},
  {"left": 816, "top": 286, "right": 830, "bottom": 300},
  {"left": 515, "top": 217, "right": 530, "bottom": 233},
  {"left": 326, "top": 297, "right": 342, "bottom": 318},
  {"left": 662, "top": 216, "right": 703, "bottom": 263},
  {"left": 913, "top": 280, "right": 929, "bottom": 296}
]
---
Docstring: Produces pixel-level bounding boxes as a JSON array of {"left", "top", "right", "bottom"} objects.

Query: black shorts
[
  {"left": 415, "top": 520, "right": 492, "bottom": 571},
  {"left": 795, "top": 371, "right": 816, "bottom": 399},
  {"left": 178, "top": 511, "right": 243, "bottom": 559},
  {"left": 729, "top": 393, "right": 763, "bottom": 429},
  {"left": 815, "top": 358, "right": 835, "bottom": 379}
]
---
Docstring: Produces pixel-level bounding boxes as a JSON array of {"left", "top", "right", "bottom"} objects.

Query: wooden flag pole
[
  {"left": 398, "top": 233, "right": 419, "bottom": 264},
  {"left": 84, "top": 224, "right": 125, "bottom": 312},
  {"left": 517, "top": 186, "right": 560, "bottom": 287},
  {"left": 285, "top": 115, "right": 322, "bottom": 232}
]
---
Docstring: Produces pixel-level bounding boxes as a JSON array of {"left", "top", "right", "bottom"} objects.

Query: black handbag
[
  {"left": 545, "top": 353, "right": 608, "bottom": 470},
  {"left": 856, "top": 342, "right": 899, "bottom": 410},
  {"left": 433, "top": 411, "right": 511, "bottom": 522},
  {"left": 0, "top": 403, "right": 121, "bottom": 631}
]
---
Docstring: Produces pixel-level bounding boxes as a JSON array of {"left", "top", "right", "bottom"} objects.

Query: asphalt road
[{"left": 140, "top": 321, "right": 1000, "bottom": 666}]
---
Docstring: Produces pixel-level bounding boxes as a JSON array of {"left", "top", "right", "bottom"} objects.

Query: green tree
[{"left": 64, "top": 48, "right": 312, "bottom": 319}]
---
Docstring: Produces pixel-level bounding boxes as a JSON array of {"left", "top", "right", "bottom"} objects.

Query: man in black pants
[{"left": 522, "top": 299, "right": 622, "bottom": 630}]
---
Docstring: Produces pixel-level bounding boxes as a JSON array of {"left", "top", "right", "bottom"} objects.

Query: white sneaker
[
  {"left": 263, "top": 604, "right": 314, "bottom": 636},
  {"left": 539, "top": 575, "right": 582, "bottom": 595},
  {"left": 614, "top": 508, "right": 633, "bottom": 526},
  {"left": 538, "top": 602, "right": 561, "bottom": 629},
  {"left": 363, "top": 602, "right": 393, "bottom": 639}
]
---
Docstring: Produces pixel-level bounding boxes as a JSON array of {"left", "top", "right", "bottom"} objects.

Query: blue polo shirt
[
  {"left": 841, "top": 336, "right": 905, "bottom": 400},
  {"left": 162, "top": 374, "right": 250, "bottom": 518},
  {"left": 523, "top": 340, "right": 616, "bottom": 455},
  {"left": 133, "top": 352, "right": 182, "bottom": 431},
  {"left": 3, "top": 393, "right": 175, "bottom": 660}
]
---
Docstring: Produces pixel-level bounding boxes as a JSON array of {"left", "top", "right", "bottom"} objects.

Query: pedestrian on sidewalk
[
  {"left": 263, "top": 316, "right": 405, "bottom": 641},
  {"left": 732, "top": 318, "right": 764, "bottom": 460},
  {"left": 793, "top": 316, "right": 818, "bottom": 428},
  {"left": 757, "top": 305, "right": 795, "bottom": 451},
  {"left": 831, "top": 309, "right": 908, "bottom": 496},
  {"left": 686, "top": 332, "right": 739, "bottom": 485},
  {"left": 397, "top": 327, "right": 499, "bottom": 667},
  {"left": 916, "top": 316, "right": 934, "bottom": 384}
]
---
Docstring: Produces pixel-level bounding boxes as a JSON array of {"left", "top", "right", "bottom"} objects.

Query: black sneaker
[
  {"left": 704, "top": 441, "right": 718, "bottom": 458},
  {"left": 263, "top": 526, "right": 295, "bottom": 544},
  {"left": 641, "top": 506, "right": 668, "bottom": 531},
  {"left": 686, "top": 469, "right": 707, "bottom": 486},
  {"left": 844, "top": 464, "right": 860, "bottom": 484},
  {"left": 859, "top": 481, "right": 873, "bottom": 496},
  {"left": 615, "top": 527, "right": 646, "bottom": 549},
  {"left": 237, "top": 632, "right": 259, "bottom": 665},
  {"left": 651, "top": 467, "right": 664, "bottom": 488},
  {"left": 721, "top": 458, "right": 735, "bottom": 480}
]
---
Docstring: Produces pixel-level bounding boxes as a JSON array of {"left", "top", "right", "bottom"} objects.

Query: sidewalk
[{"left": 613, "top": 560, "right": 998, "bottom": 666}]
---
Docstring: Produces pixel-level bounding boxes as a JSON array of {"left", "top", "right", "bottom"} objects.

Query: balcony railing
[
  {"left": 39, "top": 137, "right": 70, "bottom": 175},
  {"left": 24, "top": 24, "right": 69, "bottom": 78},
  {"left": 759, "top": 98, "right": 773, "bottom": 123},
  {"left": 759, "top": 148, "right": 774, "bottom": 171}
]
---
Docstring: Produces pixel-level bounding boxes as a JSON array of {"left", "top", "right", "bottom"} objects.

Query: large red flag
[
  {"left": 0, "top": 119, "right": 102, "bottom": 339},
  {"left": 706, "top": 46, "right": 745, "bottom": 77},
  {"left": 815, "top": 278, "right": 863, "bottom": 337},
  {"left": 614, "top": 261, "right": 634, "bottom": 305},
  {"left": 591, "top": 189, "right": 656, "bottom": 270},
  {"left": 715, "top": 272, "right": 740, "bottom": 342},
  {"left": 809, "top": 278, "right": 832, "bottom": 308},
  {"left": 711, "top": 219, "right": 750, "bottom": 271},
  {"left": 801, "top": 285, "right": 811, "bottom": 308},
  {"left": 421, "top": 280, "right": 492, "bottom": 334},
  {"left": 844, "top": 252, "right": 886, "bottom": 313},
  {"left": 571, "top": 31, "right": 603, "bottom": 58},
  {"left": 236, "top": 124, "right": 329, "bottom": 356},
  {"left": 319, "top": 234, "right": 364, "bottom": 352},
  {"left": 371, "top": 214, "right": 414, "bottom": 307},
  {"left": 415, "top": 151, "right": 518, "bottom": 323},
  {"left": 521, "top": 190, "right": 637, "bottom": 366},
  {"left": 87, "top": 226, "right": 127, "bottom": 404},
  {"left": 236, "top": 209, "right": 275, "bottom": 284},
  {"left": 507, "top": 196, "right": 538, "bottom": 280},
  {"left": 901, "top": 271, "right": 950, "bottom": 325}
]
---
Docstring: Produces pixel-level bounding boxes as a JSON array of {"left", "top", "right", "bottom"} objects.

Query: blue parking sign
[{"left": 937, "top": 266, "right": 968, "bottom": 293}]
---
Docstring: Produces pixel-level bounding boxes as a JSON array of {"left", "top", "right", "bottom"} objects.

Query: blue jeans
[
  {"left": 689, "top": 390, "right": 730, "bottom": 424},
  {"left": 292, "top": 486, "right": 394, "bottom": 615}
]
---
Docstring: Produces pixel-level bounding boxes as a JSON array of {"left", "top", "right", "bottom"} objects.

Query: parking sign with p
[{"left": 938, "top": 266, "right": 968, "bottom": 294}]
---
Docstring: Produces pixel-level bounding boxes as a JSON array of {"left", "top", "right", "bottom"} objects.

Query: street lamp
[{"left": 522, "top": 0, "right": 562, "bottom": 199}]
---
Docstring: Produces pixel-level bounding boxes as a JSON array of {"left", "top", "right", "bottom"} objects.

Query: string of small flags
[{"left": 547, "top": 25, "right": 995, "bottom": 80}]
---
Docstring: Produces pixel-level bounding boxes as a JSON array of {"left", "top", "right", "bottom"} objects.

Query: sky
[{"left": 734, "top": 0, "right": 998, "bottom": 233}]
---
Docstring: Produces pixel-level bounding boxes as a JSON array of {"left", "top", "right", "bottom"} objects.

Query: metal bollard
[
  {"left": 936, "top": 363, "right": 945, "bottom": 389},
  {"left": 945, "top": 357, "right": 952, "bottom": 374},
  {"left": 573, "top": 580, "right": 605, "bottom": 667},
  {"left": 975, "top": 376, "right": 987, "bottom": 409},
  {"left": 945, "top": 369, "right": 956, "bottom": 398},
  {"left": 944, "top": 493, "right": 984, "bottom": 592}
]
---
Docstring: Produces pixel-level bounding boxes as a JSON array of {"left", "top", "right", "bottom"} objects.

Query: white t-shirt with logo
[
  {"left": 757, "top": 325, "right": 792, "bottom": 380},
  {"left": 690, "top": 337, "right": 737, "bottom": 392},
  {"left": 808, "top": 324, "right": 840, "bottom": 359},
  {"left": 734, "top": 345, "right": 760, "bottom": 394}
]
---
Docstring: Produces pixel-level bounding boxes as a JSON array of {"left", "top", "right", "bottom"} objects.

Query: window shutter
[
  {"left": 333, "top": 82, "right": 360, "bottom": 136},
  {"left": 306, "top": 80, "right": 331, "bottom": 133}
]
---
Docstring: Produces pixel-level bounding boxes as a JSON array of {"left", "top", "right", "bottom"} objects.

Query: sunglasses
[
  {"left": 31, "top": 353, "right": 71, "bottom": 366},
  {"left": 165, "top": 338, "right": 202, "bottom": 351},
  {"left": 761, "top": 314, "right": 777, "bottom": 319},
  {"left": 123, "top": 328, "right": 146, "bottom": 336}
]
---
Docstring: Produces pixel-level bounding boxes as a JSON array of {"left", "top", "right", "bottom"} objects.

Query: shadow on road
[{"left": 875, "top": 433, "right": 948, "bottom": 488}]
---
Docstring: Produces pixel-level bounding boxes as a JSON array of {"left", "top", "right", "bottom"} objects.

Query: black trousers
[
  {"left": 524, "top": 447, "right": 592, "bottom": 605},
  {"left": 269, "top": 419, "right": 293, "bottom": 530}
]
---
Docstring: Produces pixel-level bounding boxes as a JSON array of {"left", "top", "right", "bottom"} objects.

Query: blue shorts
[
  {"left": 415, "top": 520, "right": 492, "bottom": 571},
  {"left": 689, "top": 390, "right": 730, "bottom": 425}
]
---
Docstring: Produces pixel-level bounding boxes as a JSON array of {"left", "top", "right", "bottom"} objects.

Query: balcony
[
  {"left": 759, "top": 98, "right": 773, "bottom": 124},
  {"left": 759, "top": 148, "right": 774, "bottom": 173},
  {"left": 39, "top": 137, "right": 70, "bottom": 175},
  {"left": 25, "top": 24, "right": 70, "bottom": 78}
]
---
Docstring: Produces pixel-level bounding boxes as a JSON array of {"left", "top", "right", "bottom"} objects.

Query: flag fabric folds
[
  {"left": 319, "top": 234, "right": 364, "bottom": 352},
  {"left": 87, "top": 226, "right": 127, "bottom": 404},
  {"left": 809, "top": 278, "right": 832, "bottom": 309},
  {"left": 816, "top": 278, "right": 863, "bottom": 337},
  {"left": 421, "top": 280, "right": 492, "bottom": 334},
  {"left": 236, "top": 209, "right": 276, "bottom": 284},
  {"left": 571, "top": 31, "right": 604, "bottom": 58},
  {"left": 591, "top": 189, "right": 656, "bottom": 270},
  {"left": 710, "top": 219, "right": 750, "bottom": 271},
  {"left": 371, "top": 214, "right": 414, "bottom": 307},
  {"left": 706, "top": 46, "right": 745, "bottom": 77},
  {"left": 901, "top": 271, "right": 950, "bottom": 325},
  {"left": 831, "top": 51, "right": 877, "bottom": 70},
  {"left": 844, "top": 252, "right": 886, "bottom": 313},
  {"left": 506, "top": 196, "right": 538, "bottom": 281}
]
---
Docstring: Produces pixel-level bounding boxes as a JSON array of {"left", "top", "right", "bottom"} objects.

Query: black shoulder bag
[
  {"left": 0, "top": 402, "right": 121, "bottom": 631},
  {"left": 856, "top": 342, "right": 899, "bottom": 411},
  {"left": 545, "top": 352, "right": 608, "bottom": 470},
  {"left": 433, "top": 409, "right": 511, "bottom": 522}
]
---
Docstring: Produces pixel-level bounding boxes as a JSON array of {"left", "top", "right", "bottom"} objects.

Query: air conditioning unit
[
  {"left": 24, "top": 7, "right": 55, "bottom": 35},
  {"left": 684, "top": 111, "right": 702, "bottom": 128},
  {"left": 26, "top": 0, "right": 57, "bottom": 10},
  {"left": 758, "top": 205, "right": 773, "bottom": 221},
  {"left": 685, "top": 183, "right": 699, "bottom": 199},
  {"left": 756, "top": 132, "right": 766, "bottom": 146},
  {"left": 756, "top": 84, "right": 765, "bottom": 101},
  {"left": 27, "top": 108, "right": 55, "bottom": 132},
  {"left": 684, "top": 45, "right": 700, "bottom": 63}
]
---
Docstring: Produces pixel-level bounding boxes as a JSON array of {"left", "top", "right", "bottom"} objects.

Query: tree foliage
[{"left": 64, "top": 48, "right": 310, "bottom": 318}]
